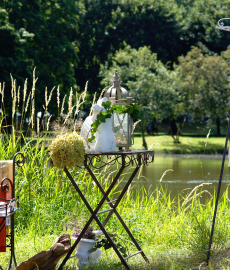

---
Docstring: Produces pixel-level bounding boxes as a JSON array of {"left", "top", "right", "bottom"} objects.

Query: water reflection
[{"left": 115, "top": 154, "right": 230, "bottom": 200}]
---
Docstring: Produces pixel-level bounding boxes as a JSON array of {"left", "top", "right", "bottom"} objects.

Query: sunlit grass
[
  {"left": 1, "top": 182, "right": 230, "bottom": 269},
  {"left": 132, "top": 135, "right": 226, "bottom": 154},
  {"left": 0, "top": 72, "right": 229, "bottom": 269},
  {"left": 0, "top": 133, "right": 230, "bottom": 270}
]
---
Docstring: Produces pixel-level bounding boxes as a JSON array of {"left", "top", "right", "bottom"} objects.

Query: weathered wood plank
[{"left": 14, "top": 234, "right": 71, "bottom": 270}]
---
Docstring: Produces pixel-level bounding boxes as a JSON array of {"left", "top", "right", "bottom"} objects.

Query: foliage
[
  {"left": 88, "top": 100, "right": 140, "bottom": 143},
  {"left": 0, "top": 7, "right": 33, "bottom": 115},
  {"left": 49, "top": 132, "right": 86, "bottom": 168},
  {"left": 1, "top": 0, "right": 81, "bottom": 114},
  {"left": 74, "top": 0, "right": 183, "bottom": 96},
  {"left": 89, "top": 232, "right": 128, "bottom": 258},
  {"left": 1, "top": 0, "right": 230, "bottom": 119},
  {"left": 0, "top": 0, "right": 182, "bottom": 113},
  {"left": 180, "top": 0, "right": 230, "bottom": 55},
  {"left": 175, "top": 46, "right": 230, "bottom": 135}
]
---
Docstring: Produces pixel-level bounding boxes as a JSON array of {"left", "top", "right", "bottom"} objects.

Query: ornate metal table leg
[
  {"left": 58, "top": 162, "right": 131, "bottom": 270},
  {"left": 88, "top": 154, "right": 149, "bottom": 263}
]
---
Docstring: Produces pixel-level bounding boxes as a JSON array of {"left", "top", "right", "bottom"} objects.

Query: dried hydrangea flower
[{"left": 49, "top": 132, "right": 86, "bottom": 168}]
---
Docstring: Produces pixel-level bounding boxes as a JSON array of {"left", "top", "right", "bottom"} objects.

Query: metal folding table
[{"left": 58, "top": 150, "right": 154, "bottom": 270}]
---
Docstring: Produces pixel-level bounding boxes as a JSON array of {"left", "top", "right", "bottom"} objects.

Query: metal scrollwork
[
  {"left": 73, "top": 150, "right": 154, "bottom": 169},
  {"left": 84, "top": 150, "right": 154, "bottom": 169},
  {"left": 143, "top": 151, "right": 154, "bottom": 166},
  {"left": 216, "top": 18, "right": 230, "bottom": 32},
  {"left": 218, "top": 18, "right": 230, "bottom": 27},
  {"left": 0, "top": 177, "right": 13, "bottom": 193},
  {"left": 6, "top": 234, "right": 11, "bottom": 248},
  {"left": 86, "top": 154, "right": 121, "bottom": 169},
  {"left": 13, "top": 152, "right": 25, "bottom": 168}
]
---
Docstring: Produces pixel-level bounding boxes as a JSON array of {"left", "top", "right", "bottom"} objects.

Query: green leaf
[
  {"left": 89, "top": 247, "right": 98, "bottom": 253},
  {"left": 104, "top": 240, "right": 112, "bottom": 250},
  {"left": 88, "top": 135, "right": 95, "bottom": 143},
  {"left": 119, "top": 247, "right": 127, "bottom": 255},
  {"left": 97, "top": 113, "right": 107, "bottom": 123},
  {"left": 102, "top": 101, "right": 112, "bottom": 110},
  {"left": 114, "top": 105, "right": 124, "bottom": 114}
]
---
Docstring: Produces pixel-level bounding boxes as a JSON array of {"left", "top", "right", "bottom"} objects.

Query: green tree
[
  {"left": 100, "top": 45, "right": 179, "bottom": 148},
  {"left": 73, "top": 0, "right": 117, "bottom": 98},
  {"left": 109, "top": 0, "right": 183, "bottom": 65},
  {"left": 1, "top": 0, "right": 81, "bottom": 115},
  {"left": 74, "top": 0, "right": 183, "bottom": 96},
  {"left": 0, "top": 7, "right": 34, "bottom": 115},
  {"left": 175, "top": 46, "right": 230, "bottom": 136},
  {"left": 180, "top": 0, "right": 230, "bottom": 55}
]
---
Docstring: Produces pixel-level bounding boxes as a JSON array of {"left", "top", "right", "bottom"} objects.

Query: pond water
[{"left": 116, "top": 154, "right": 230, "bottom": 201}]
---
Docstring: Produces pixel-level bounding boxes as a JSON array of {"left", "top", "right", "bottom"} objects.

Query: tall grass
[
  {"left": 1, "top": 133, "right": 230, "bottom": 269},
  {"left": 0, "top": 69, "right": 87, "bottom": 137},
  {"left": 0, "top": 73, "right": 230, "bottom": 269}
]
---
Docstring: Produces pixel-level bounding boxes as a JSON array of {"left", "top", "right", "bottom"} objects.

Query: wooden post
[{"left": 14, "top": 234, "right": 71, "bottom": 270}]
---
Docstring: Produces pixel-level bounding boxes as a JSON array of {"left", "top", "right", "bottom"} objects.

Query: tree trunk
[
  {"left": 14, "top": 234, "right": 71, "bottom": 270},
  {"left": 141, "top": 126, "right": 148, "bottom": 150},
  {"left": 216, "top": 116, "right": 221, "bottom": 136},
  {"left": 169, "top": 118, "right": 178, "bottom": 143},
  {"left": 175, "top": 114, "right": 186, "bottom": 143}
]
